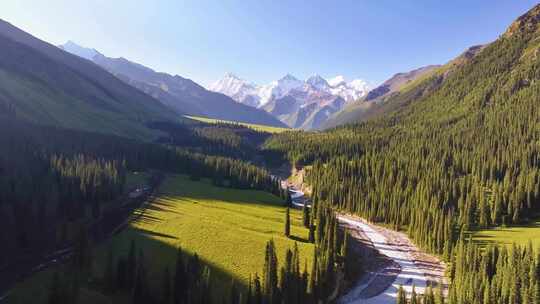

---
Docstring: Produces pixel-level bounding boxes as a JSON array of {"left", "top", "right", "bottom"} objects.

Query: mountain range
[
  {"left": 58, "top": 42, "right": 287, "bottom": 128},
  {"left": 210, "top": 73, "right": 369, "bottom": 129}
]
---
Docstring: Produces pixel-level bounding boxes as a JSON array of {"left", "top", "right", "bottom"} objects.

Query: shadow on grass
[
  {"left": 97, "top": 225, "right": 249, "bottom": 304},
  {"left": 289, "top": 235, "right": 310, "bottom": 244}
]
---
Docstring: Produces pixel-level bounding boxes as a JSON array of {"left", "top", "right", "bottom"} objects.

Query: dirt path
[{"left": 338, "top": 215, "right": 445, "bottom": 304}]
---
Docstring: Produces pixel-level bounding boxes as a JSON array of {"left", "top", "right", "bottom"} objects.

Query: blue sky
[{"left": 1, "top": 1, "right": 538, "bottom": 86}]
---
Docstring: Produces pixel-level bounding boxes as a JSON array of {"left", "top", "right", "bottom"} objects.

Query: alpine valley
[{"left": 4, "top": 3, "right": 540, "bottom": 304}]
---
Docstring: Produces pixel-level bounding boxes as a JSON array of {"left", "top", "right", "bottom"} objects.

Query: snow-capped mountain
[
  {"left": 208, "top": 73, "right": 261, "bottom": 107},
  {"left": 209, "top": 73, "right": 369, "bottom": 129},
  {"left": 210, "top": 73, "right": 368, "bottom": 108}
]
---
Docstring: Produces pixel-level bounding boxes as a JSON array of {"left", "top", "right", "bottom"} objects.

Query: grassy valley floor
[
  {"left": 471, "top": 218, "right": 540, "bottom": 248},
  {"left": 7, "top": 174, "right": 313, "bottom": 303},
  {"left": 185, "top": 115, "right": 291, "bottom": 134}
]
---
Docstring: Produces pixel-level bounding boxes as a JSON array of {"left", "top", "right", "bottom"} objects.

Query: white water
[{"left": 338, "top": 217, "right": 427, "bottom": 304}]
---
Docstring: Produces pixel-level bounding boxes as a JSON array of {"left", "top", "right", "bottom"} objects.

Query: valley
[{"left": 2, "top": 2, "right": 540, "bottom": 304}]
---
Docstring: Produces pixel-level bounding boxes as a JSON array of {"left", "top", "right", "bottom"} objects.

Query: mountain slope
[
  {"left": 322, "top": 65, "right": 440, "bottom": 129},
  {"left": 0, "top": 19, "right": 178, "bottom": 140},
  {"left": 59, "top": 43, "right": 286, "bottom": 128}
]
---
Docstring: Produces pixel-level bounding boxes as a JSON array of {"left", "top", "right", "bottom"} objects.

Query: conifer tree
[
  {"left": 253, "top": 273, "right": 262, "bottom": 304},
  {"left": 302, "top": 204, "right": 310, "bottom": 228},
  {"left": 308, "top": 223, "right": 315, "bottom": 243},
  {"left": 173, "top": 246, "right": 187, "bottom": 304},
  {"left": 161, "top": 266, "right": 171, "bottom": 304},
  {"left": 284, "top": 208, "right": 291, "bottom": 238},
  {"left": 127, "top": 240, "right": 137, "bottom": 290},
  {"left": 263, "top": 240, "right": 279, "bottom": 304},
  {"left": 103, "top": 246, "right": 115, "bottom": 293},
  {"left": 132, "top": 251, "right": 148, "bottom": 304},
  {"left": 396, "top": 285, "right": 406, "bottom": 304}
]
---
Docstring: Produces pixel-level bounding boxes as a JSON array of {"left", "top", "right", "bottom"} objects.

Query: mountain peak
[
  {"left": 58, "top": 40, "right": 99, "bottom": 61},
  {"left": 280, "top": 73, "right": 299, "bottom": 81},
  {"left": 328, "top": 75, "right": 346, "bottom": 87},
  {"left": 306, "top": 74, "right": 329, "bottom": 89},
  {"left": 224, "top": 72, "right": 242, "bottom": 80}
]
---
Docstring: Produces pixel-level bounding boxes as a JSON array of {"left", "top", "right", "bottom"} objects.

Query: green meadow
[
  {"left": 185, "top": 115, "right": 291, "bottom": 134},
  {"left": 471, "top": 218, "right": 540, "bottom": 248},
  {"left": 7, "top": 174, "right": 313, "bottom": 303}
]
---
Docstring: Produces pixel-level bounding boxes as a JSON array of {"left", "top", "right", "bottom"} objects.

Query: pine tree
[
  {"left": 396, "top": 285, "right": 407, "bottom": 304},
  {"left": 116, "top": 257, "right": 127, "bottom": 290},
  {"left": 253, "top": 273, "right": 262, "bottom": 304},
  {"left": 132, "top": 251, "right": 148, "bottom": 304},
  {"left": 47, "top": 272, "right": 62, "bottom": 304},
  {"left": 230, "top": 280, "right": 240, "bottom": 304},
  {"left": 174, "top": 247, "right": 187, "bottom": 304},
  {"left": 263, "top": 240, "right": 279, "bottom": 304},
  {"left": 127, "top": 240, "right": 137, "bottom": 290},
  {"left": 302, "top": 204, "right": 310, "bottom": 228},
  {"left": 284, "top": 208, "right": 291, "bottom": 238},
  {"left": 425, "top": 285, "right": 435, "bottom": 304},
  {"left": 308, "top": 223, "right": 315, "bottom": 243},
  {"left": 161, "top": 267, "right": 171, "bottom": 304},
  {"left": 103, "top": 246, "right": 115, "bottom": 293},
  {"left": 410, "top": 285, "right": 418, "bottom": 304}
]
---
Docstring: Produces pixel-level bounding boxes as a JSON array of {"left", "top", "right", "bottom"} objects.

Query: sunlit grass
[
  {"left": 185, "top": 115, "right": 291, "bottom": 133},
  {"left": 471, "top": 218, "right": 540, "bottom": 248}
]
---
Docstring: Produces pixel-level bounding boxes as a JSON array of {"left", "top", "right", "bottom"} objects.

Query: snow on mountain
[
  {"left": 306, "top": 74, "right": 330, "bottom": 91},
  {"left": 209, "top": 73, "right": 261, "bottom": 107},
  {"left": 210, "top": 73, "right": 369, "bottom": 107},
  {"left": 209, "top": 73, "right": 369, "bottom": 130},
  {"left": 327, "top": 75, "right": 346, "bottom": 87},
  {"left": 58, "top": 41, "right": 99, "bottom": 61},
  {"left": 329, "top": 78, "right": 370, "bottom": 103}
]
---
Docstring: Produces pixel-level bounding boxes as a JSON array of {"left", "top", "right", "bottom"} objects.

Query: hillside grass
[
  {"left": 7, "top": 174, "right": 313, "bottom": 303},
  {"left": 185, "top": 115, "right": 291, "bottom": 133},
  {"left": 0, "top": 69, "right": 164, "bottom": 141},
  {"left": 471, "top": 217, "right": 540, "bottom": 248}
]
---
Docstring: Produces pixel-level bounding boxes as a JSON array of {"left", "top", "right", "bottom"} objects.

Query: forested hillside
[
  {"left": 0, "top": 115, "right": 282, "bottom": 272},
  {"left": 264, "top": 4, "right": 540, "bottom": 303}
]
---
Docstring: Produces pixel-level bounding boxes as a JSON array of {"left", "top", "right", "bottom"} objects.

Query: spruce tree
[
  {"left": 103, "top": 246, "right": 115, "bottom": 294},
  {"left": 173, "top": 247, "right": 187, "bottom": 304},
  {"left": 47, "top": 272, "right": 62, "bottom": 304},
  {"left": 302, "top": 204, "right": 310, "bottom": 228},
  {"left": 410, "top": 285, "right": 418, "bottom": 304},
  {"left": 253, "top": 273, "right": 262, "bottom": 304},
  {"left": 161, "top": 266, "right": 171, "bottom": 304},
  {"left": 132, "top": 251, "right": 148, "bottom": 304},
  {"left": 396, "top": 285, "right": 406, "bottom": 304},
  {"left": 263, "top": 240, "right": 279, "bottom": 304},
  {"left": 284, "top": 208, "right": 291, "bottom": 238},
  {"left": 127, "top": 240, "right": 137, "bottom": 290},
  {"left": 230, "top": 280, "right": 240, "bottom": 304},
  {"left": 308, "top": 223, "right": 315, "bottom": 243}
]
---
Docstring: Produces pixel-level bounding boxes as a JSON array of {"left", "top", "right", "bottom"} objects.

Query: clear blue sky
[{"left": 1, "top": 1, "right": 538, "bottom": 86}]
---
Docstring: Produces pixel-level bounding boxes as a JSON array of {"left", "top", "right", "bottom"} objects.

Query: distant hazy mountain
[
  {"left": 210, "top": 73, "right": 369, "bottom": 129},
  {"left": 58, "top": 42, "right": 287, "bottom": 128},
  {"left": 322, "top": 65, "right": 441, "bottom": 129},
  {"left": 58, "top": 40, "right": 98, "bottom": 61},
  {"left": 0, "top": 19, "right": 178, "bottom": 140}
]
